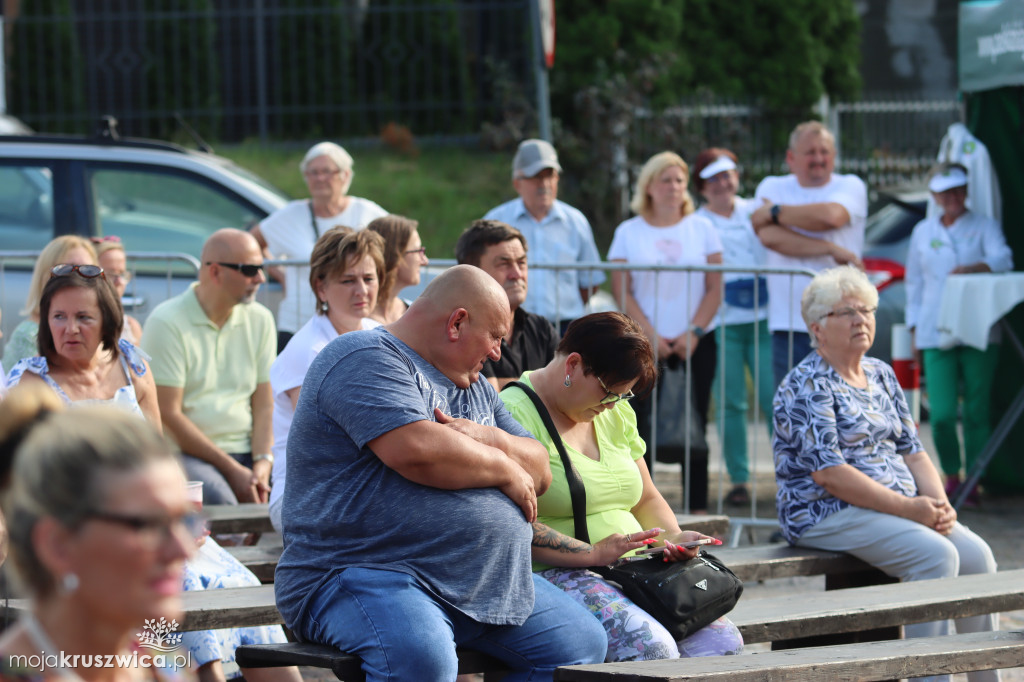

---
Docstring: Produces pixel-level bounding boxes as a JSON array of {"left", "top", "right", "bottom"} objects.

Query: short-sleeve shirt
[
  {"left": 260, "top": 197, "right": 387, "bottom": 332},
  {"left": 483, "top": 198, "right": 606, "bottom": 322},
  {"left": 754, "top": 173, "right": 867, "bottom": 332},
  {"left": 696, "top": 198, "right": 769, "bottom": 327},
  {"left": 481, "top": 307, "right": 558, "bottom": 380},
  {"left": 501, "top": 373, "right": 646, "bottom": 571},
  {"left": 607, "top": 213, "right": 723, "bottom": 339},
  {"left": 141, "top": 283, "right": 277, "bottom": 454},
  {"left": 773, "top": 353, "right": 924, "bottom": 543},
  {"left": 275, "top": 327, "right": 537, "bottom": 632}
]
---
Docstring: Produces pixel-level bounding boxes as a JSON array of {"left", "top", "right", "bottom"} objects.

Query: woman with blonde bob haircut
[
  {"left": 608, "top": 151, "right": 723, "bottom": 512},
  {"left": 0, "top": 383, "right": 194, "bottom": 680},
  {"left": 3, "top": 235, "right": 97, "bottom": 368}
]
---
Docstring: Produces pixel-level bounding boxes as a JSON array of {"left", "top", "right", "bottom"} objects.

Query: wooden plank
[
  {"left": 732, "top": 568, "right": 1024, "bottom": 644},
  {"left": 205, "top": 504, "right": 275, "bottom": 534},
  {"left": 553, "top": 630, "right": 1024, "bottom": 681},
  {"left": 179, "top": 585, "right": 281, "bottom": 631},
  {"left": 712, "top": 545, "right": 872, "bottom": 583},
  {"left": 226, "top": 545, "right": 279, "bottom": 583},
  {"left": 675, "top": 514, "right": 728, "bottom": 539},
  {"left": 236, "top": 642, "right": 508, "bottom": 678}
]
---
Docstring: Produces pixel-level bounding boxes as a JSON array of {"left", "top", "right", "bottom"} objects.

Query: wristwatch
[
  {"left": 253, "top": 453, "right": 274, "bottom": 465},
  {"left": 689, "top": 325, "right": 706, "bottom": 338},
  {"left": 770, "top": 204, "right": 781, "bottom": 225}
]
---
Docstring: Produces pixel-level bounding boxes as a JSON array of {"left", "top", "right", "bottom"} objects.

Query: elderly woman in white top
[
  {"left": 608, "top": 151, "right": 723, "bottom": 513},
  {"left": 905, "top": 162, "right": 1013, "bottom": 506},
  {"left": 251, "top": 142, "right": 387, "bottom": 350},
  {"left": 775, "top": 266, "right": 998, "bottom": 682},
  {"left": 268, "top": 228, "right": 385, "bottom": 531},
  {"left": 692, "top": 148, "right": 775, "bottom": 507}
]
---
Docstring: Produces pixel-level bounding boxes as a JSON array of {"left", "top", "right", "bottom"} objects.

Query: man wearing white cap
[
  {"left": 750, "top": 121, "right": 868, "bottom": 386},
  {"left": 905, "top": 162, "right": 1013, "bottom": 505},
  {"left": 484, "top": 139, "right": 605, "bottom": 334}
]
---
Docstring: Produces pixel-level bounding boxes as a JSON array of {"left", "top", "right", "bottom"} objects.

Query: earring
[
  {"left": 564, "top": 374, "right": 572, "bottom": 388},
  {"left": 61, "top": 573, "right": 80, "bottom": 595},
  {"left": 320, "top": 300, "right": 329, "bottom": 312}
]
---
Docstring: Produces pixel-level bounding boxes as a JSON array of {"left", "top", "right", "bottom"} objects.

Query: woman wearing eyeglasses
[
  {"left": 774, "top": 267, "right": 998, "bottom": 671},
  {"left": 2, "top": 235, "right": 98, "bottom": 369},
  {"left": 250, "top": 142, "right": 387, "bottom": 351},
  {"left": 501, "top": 312, "right": 743, "bottom": 662},
  {"left": 6, "top": 263, "right": 161, "bottom": 429},
  {"left": 367, "top": 214, "right": 430, "bottom": 324},
  {"left": 93, "top": 236, "right": 145, "bottom": 344},
  {"left": 0, "top": 383, "right": 194, "bottom": 682}
]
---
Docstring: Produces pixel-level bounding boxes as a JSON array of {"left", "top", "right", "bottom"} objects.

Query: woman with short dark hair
[
  {"left": 367, "top": 214, "right": 429, "bottom": 324},
  {"left": 502, "top": 312, "right": 743, "bottom": 661},
  {"left": 7, "top": 265, "right": 160, "bottom": 429}
]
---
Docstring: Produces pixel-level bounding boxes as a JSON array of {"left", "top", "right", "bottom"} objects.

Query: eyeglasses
[
  {"left": 405, "top": 247, "right": 427, "bottom": 256},
  {"left": 51, "top": 264, "right": 105, "bottom": 279},
  {"left": 822, "top": 306, "right": 877, "bottom": 321},
  {"left": 304, "top": 168, "right": 341, "bottom": 179},
  {"left": 208, "top": 262, "right": 265, "bottom": 278},
  {"left": 597, "top": 376, "right": 635, "bottom": 405},
  {"left": 108, "top": 271, "right": 132, "bottom": 284},
  {"left": 86, "top": 510, "right": 207, "bottom": 545}
]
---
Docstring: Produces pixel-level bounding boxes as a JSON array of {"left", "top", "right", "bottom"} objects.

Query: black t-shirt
[{"left": 482, "top": 307, "right": 558, "bottom": 380}]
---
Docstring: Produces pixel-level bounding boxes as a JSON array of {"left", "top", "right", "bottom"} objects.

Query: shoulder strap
[
  {"left": 503, "top": 381, "right": 590, "bottom": 543},
  {"left": 307, "top": 200, "right": 320, "bottom": 240}
]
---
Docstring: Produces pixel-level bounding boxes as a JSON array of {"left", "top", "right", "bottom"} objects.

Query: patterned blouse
[{"left": 773, "top": 352, "right": 924, "bottom": 543}]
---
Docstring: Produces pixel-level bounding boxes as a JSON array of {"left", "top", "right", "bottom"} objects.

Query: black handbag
[{"left": 505, "top": 380, "right": 743, "bottom": 641}]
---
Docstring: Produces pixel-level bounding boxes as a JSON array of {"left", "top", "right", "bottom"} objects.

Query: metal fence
[
  {"left": 6, "top": 0, "right": 534, "bottom": 142},
  {"left": 631, "top": 93, "right": 961, "bottom": 195}
]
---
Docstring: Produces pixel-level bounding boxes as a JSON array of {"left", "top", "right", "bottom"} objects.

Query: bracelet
[{"left": 253, "top": 453, "right": 274, "bottom": 464}]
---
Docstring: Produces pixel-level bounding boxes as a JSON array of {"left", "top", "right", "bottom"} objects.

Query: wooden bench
[
  {"left": 553, "top": 630, "right": 1024, "bottom": 681},
  {"left": 206, "top": 503, "right": 275, "bottom": 535}
]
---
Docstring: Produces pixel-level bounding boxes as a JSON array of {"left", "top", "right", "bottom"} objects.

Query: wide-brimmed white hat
[
  {"left": 928, "top": 167, "right": 968, "bottom": 193},
  {"left": 698, "top": 156, "right": 737, "bottom": 179}
]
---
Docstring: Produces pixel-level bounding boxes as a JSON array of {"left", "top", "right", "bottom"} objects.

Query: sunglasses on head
[
  {"left": 50, "top": 264, "right": 105, "bottom": 279},
  {"left": 209, "top": 262, "right": 265, "bottom": 277}
]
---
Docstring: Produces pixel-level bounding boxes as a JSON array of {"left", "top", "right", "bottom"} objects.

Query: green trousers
[
  {"left": 921, "top": 345, "right": 999, "bottom": 477},
  {"left": 712, "top": 319, "right": 775, "bottom": 485}
]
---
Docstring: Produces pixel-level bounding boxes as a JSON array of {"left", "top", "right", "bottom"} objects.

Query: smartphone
[{"left": 634, "top": 538, "right": 718, "bottom": 555}]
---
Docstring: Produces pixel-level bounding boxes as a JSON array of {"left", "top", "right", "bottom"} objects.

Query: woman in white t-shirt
[
  {"left": 268, "top": 228, "right": 385, "bottom": 531},
  {"left": 692, "top": 148, "right": 775, "bottom": 507},
  {"left": 608, "top": 151, "right": 722, "bottom": 512},
  {"left": 251, "top": 142, "right": 387, "bottom": 350}
]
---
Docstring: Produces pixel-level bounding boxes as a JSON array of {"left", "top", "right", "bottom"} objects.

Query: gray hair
[
  {"left": 0, "top": 384, "right": 177, "bottom": 597},
  {"left": 788, "top": 121, "right": 835, "bottom": 152},
  {"left": 801, "top": 266, "right": 879, "bottom": 346},
  {"left": 300, "top": 142, "right": 355, "bottom": 194}
]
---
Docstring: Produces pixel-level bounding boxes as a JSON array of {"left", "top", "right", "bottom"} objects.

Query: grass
[{"left": 218, "top": 142, "right": 514, "bottom": 261}]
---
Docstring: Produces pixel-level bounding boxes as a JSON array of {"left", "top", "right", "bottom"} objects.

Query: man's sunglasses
[
  {"left": 50, "top": 264, "right": 105, "bottom": 279},
  {"left": 208, "top": 262, "right": 265, "bottom": 278}
]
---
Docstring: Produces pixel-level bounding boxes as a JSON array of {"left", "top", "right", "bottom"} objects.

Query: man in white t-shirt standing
[
  {"left": 751, "top": 121, "right": 868, "bottom": 386},
  {"left": 251, "top": 142, "right": 387, "bottom": 350}
]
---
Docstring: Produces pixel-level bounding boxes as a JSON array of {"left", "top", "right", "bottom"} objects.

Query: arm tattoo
[{"left": 531, "top": 522, "right": 592, "bottom": 555}]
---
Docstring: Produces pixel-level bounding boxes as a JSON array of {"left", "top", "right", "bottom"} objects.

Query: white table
[
  {"left": 935, "top": 272, "right": 1024, "bottom": 507},
  {"left": 937, "top": 272, "right": 1024, "bottom": 350}
]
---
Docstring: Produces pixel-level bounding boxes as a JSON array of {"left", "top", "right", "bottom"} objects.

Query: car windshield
[{"left": 865, "top": 196, "right": 926, "bottom": 246}]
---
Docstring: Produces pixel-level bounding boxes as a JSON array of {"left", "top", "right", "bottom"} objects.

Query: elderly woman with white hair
[
  {"left": 251, "top": 142, "right": 387, "bottom": 350},
  {"left": 774, "top": 266, "right": 999, "bottom": 681}
]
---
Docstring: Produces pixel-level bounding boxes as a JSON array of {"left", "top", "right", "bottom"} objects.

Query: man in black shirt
[{"left": 456, "top": 220, "right": 559, "bottom": 389}]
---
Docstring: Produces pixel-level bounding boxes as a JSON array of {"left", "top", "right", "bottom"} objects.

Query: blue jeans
[
  {"left": 301, "top": 567, "right": 608, "bottom": 682},
  {"left": 713, "top": 320, "right": 775, "bottom": 484},
  {"left": 771, "top": 331, "right": 813, "bottom": 389}
]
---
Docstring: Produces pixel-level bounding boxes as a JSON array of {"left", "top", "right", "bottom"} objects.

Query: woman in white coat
[{"left": 905, "top": 162, "right": 1013, "bottom": 505}]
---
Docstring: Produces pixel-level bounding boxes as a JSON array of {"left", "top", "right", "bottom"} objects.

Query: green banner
[{"left": 959, "top": 0, "right": 1024, "bottom": 92}]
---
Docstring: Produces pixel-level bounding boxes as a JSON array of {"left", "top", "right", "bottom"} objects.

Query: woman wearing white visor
[{"left": 905, "top": 162, "right": 1014, "bottom": 506}]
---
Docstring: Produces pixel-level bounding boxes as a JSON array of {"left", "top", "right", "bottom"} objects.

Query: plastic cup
[{"left": 185, "top": 481, "right": 203, "bottom": 511}]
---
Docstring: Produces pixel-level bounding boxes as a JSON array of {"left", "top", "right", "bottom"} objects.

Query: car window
[
  {"left": 864, "top": 201, "right": 925, "bottom": 246},
  {"left": 0, "top": 163, "right": 54, "bottom": 251},
  {"left": 86, "top": 165, "right": 265, "bottom": 273}
]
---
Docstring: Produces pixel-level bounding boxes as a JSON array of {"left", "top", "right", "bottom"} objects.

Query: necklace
[{"left": 22, "top": 611, "right": 85, "bottom": 682}]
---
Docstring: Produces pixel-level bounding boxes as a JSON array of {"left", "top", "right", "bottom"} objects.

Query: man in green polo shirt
[{"left": 141, "top": 228, "right": 277, "bottom": 505}]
